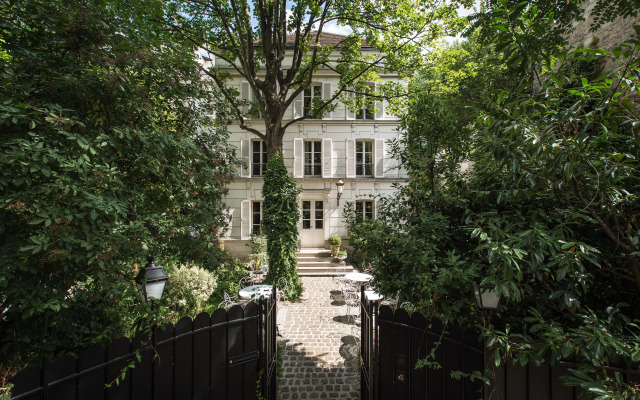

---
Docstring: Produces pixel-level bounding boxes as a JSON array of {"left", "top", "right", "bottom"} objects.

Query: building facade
[{"left": 203, "top": 33, "right": 407, "bottom": 259}]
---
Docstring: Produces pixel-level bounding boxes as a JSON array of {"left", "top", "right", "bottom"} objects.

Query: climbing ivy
[{"left": 262, "top": 154, "right": 303, "bottom": 298}]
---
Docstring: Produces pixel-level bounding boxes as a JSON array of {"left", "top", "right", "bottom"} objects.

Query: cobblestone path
[{"left": 277, "top": 277, "right": 360, "bottom": 399}]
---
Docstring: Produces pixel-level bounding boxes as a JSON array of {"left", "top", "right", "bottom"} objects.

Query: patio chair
[
  {"left": 239, "top": 276, "right": 253, "bottom": 288},
  {"left": 218, "top": 292, "right": 236, "bottom": 309},
  {"left": 343, "top": 289, "right": 360, "bottom": 323},
  {"left": 276, "top": 277, "right": 288, "bottom": 300},
  {"left": 380, "top": 290, "right": 400, "bottom": 309}
]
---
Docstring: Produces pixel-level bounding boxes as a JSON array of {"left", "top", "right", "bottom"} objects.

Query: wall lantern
[
  {"left": 336, "top": 179, "right": 345, "bottom": 206},
  {"left": 474, "top": 283, "right": 500, "bottom": 324},
  {"left": 135, "top": 257, "right": 169, "bottom": 301}
]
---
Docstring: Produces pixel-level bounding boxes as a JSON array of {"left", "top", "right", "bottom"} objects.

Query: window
[
  {"left": 249, "top": 91, "right": 262, "bottom": 119},
  {"left": 355, "top": 86, "right": 375, "bottom": 120},
  {"left": 355, "top": 200, "right": 374, "bottom": 221},
  {"left": 356, "top": 140, "right": 373, "bottom": 177},
  {"left": 251, "top": 201, "right": 262, "bottom": 234},
  {"left": 304, "top": 141, "right": 322, "bottom": 176},
  {"left": 302, "top": 200, "right": 324, "bottom": 229},
  {"left": 303, "top": 85, "right": 321, "bottom": 118},
  {"left": 252, "top": 140, "right": 268, "bottom": 177}
]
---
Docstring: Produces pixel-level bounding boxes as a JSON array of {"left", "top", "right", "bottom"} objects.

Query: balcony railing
[
  {"left": 252, "top": 164, "right": 267, "bottom": 177},
  {"left": 356, "top": 163, "right": 373, "bottom": 177}
]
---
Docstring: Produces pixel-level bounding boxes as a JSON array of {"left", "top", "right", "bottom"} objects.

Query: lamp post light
[
  {"left": 336, "top": 179, "right": 345, "bottom": 206},
  {"left": 474, "top": 283, "right": 500, "bottom": 325},
  {"left": 135, "top": 257, "right": 169, "bottom": 301}
]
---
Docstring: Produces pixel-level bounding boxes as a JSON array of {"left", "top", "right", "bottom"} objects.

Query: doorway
[{"left": 300, "top": 199, "right": 325, "bottom": 247}]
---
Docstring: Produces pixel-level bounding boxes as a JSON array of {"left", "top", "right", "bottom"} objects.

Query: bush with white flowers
[{"left": 165, "top": 264, "right": 217, "bottom": 316}]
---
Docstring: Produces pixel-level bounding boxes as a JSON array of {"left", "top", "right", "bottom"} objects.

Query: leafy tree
[
  {"left": 348, "top": 3, "right": 640, "bottom": 395},
  {"left": 154, "top": 0, "right": 473, "bottom": 292},
  {"left": 0, "top": 0, "right": 236, "bottom": 375}
]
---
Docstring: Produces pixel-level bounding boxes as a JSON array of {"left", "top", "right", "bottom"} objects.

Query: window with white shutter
[
  {"left": 345, "top": 139, "right": 356, "bottom": 178},
  {"left": 240, "top": 200, "right": 251, "bottom": 239},
  {"left": 322, "top": 82, "right": 332, "bottom": 120},
  {"left": 355, "top": 200, "right": 374, "bottom": 221},
  {"left": 374, "top": 83, "right": 384, "bottom": 120},
  {"left": 356, "top": 140, "right": 373, "bottom": 177},
  {"left": 322, "top": 138, "right": 332, "bottom": 178},
  {"left": 293, "top": 92, "right": 303, "bottom": 119},
  {"left": 374, "top": 139, "right": 385, "bottom": 178},
  {"left": 251, "top": 201, "right": 262, "bottom": 234},
  {"left": 304, "top": 141, "right": 322, "bottom": 177},
  {"left": 293, "top": 138, "right": 303, "bottom": 178},
  {"left": 240, "top": 81, "right": 250, "bottom": 115},
  {"left": 240, "top": 139, "right": 250, "bottom": 177},
  {"left": 251, "top": 140, "right": 268, "bottom": 177}
]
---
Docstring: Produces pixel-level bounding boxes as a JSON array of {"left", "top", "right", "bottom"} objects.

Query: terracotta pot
[{"left": 330, "top": 244, "right": 340, "bottom": 257}]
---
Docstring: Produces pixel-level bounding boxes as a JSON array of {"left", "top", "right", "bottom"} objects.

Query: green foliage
[
  {"left": 0, "top": 0, "right": 236, "bottom": 372},
  {"left": 348, "top": 10, "right": 640, "bottom": 396},
  {"left": 262, "top": 154, "right": 302, "bottom": 299},
  {"left": 328, "top": 235, "right": 342, "bottom": 246},
  {"left": 165, "top": 264, "right": 217, "bottom": 319},
  {"left": 247, "top": 234, "right": 269, "bottom": 267},
  {"left": 208, "top": 256, "right": 248, "bottom": 310}
]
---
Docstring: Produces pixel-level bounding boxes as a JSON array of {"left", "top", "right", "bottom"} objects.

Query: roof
[{"left": 284, "top": 31, "right": 373, "bottom": 49}]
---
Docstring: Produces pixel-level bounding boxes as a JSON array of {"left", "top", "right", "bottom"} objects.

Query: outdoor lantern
[
  {"left": 336, "top": 179, "right": 345, "bottom": 205},
  {"left": 135, "top": 257, "right": 169, "bottom": 301},
  {"left": 474, "top": 283, "right": 501, "bottom": 310}
]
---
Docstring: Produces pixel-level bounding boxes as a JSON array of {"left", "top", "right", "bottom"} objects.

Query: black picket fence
[
  {"left": 360, "top": 291, "right": 640, "bottom": 400},
  {"left": 10, "top": 291, "right": 278, "bottom": 400}
]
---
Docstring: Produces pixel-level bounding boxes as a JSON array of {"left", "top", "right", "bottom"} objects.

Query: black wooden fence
[
  {"left": 360, "top": 292, "right": 640, "bottom": 400},
  {"left": 10, "top": 292, "right": 278, "bottom": 400}
]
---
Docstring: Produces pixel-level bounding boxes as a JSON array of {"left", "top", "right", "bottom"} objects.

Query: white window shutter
[
  {"left": 293, "top": 138, "right": 303, "bottom": 178},
  {"left": 346, "top": 91, "right": 356, "bottom": 120},
  {"left": 240, "top": 139, "right": 251, "bottom": 177},
  {"left": 240, "top": 200, "right": 250, "bottom": 239},
  {"left": 375, "top": 83, "right": 384, "bottom": 120},
  {"left": 374, "top": 139, "right": 385, "bottom": 178},
  {"left": 293, "top": 91, "right": 303, "bottom": 119},
  {"left": 240, "top": 81, "right": 250, "bottom": 115},
  {"left": 322, "top": 138, "right": 332, "bottom": 178},
  {"left": 346, "top": 139, "right": 355, "bottom": 178},
  {"left": 322, "top": 82, "right": 332, "bottom": 120}
]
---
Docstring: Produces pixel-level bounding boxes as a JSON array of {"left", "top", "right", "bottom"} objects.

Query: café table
[{"left": 239, "top": 284, "right": 274, "bottom": 300}]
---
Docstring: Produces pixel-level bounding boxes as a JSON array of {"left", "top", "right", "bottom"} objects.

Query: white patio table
[
  {"left": 344, "top": 272, "right": 373, "bottom": 284},
  {"left": 239, "top": 284, "right": 274, "bottom": 300}
]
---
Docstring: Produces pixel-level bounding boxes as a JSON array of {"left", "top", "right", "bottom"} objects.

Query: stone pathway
[{"left": 277, "top": 277, "right": 360, "bottom": 399}]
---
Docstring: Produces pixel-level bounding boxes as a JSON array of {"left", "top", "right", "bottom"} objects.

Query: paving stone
[{"left": 277, "top": 277, "right": 360, "bottom": 399}]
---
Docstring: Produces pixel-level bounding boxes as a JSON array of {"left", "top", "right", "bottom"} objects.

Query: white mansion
[{"left": 206, "top": 33, "right": 408, "bottom": 259}]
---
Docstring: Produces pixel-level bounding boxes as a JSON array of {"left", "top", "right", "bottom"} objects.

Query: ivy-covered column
[{"left": 262, "top": 153, "right": 303, "bottom": 298}]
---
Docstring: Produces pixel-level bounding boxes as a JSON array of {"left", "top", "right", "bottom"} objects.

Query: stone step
[
  {"left": 296, "top": 249, "right": 332, "bottom": 257},
  {"left": 296, "top": 265, "right": 354, "bottom": 276}
]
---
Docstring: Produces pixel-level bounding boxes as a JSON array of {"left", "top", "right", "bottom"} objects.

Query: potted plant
[
  {"left": 336, "top": 250, "right": 347, "bottom": 261},
  {"left": 328, "top": 235, "right": 341, "bottom": 257}
]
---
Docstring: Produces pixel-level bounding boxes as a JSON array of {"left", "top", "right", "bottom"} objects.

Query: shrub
[
  {"left": 165, "top": 264, "right": 217, "bottom": 317},
  {"left": 328, "top": 235, "right": 342, "bottom": 246},
  {"left": 262, "top": 153, "right": 303, "bottom": 298}
]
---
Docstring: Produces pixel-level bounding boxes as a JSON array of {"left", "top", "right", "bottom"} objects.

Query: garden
[{"left": 1, "top": 0, "right": 640, "bottom": 398}]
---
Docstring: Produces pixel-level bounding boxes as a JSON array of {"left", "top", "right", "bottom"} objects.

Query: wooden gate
[
  {"left": 10, "top": 289, "right": 278, "bottom": 400},
  {"left": 360, "top": 294, "right": 640, "bottom": 399},
  {"left": 360, "top": 291, "right": 484, "bottom": 400}
]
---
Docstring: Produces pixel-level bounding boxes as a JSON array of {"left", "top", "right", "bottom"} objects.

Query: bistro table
[
  {"left": 344, "top": 272, "right": 373, "bottom": 284},
  {"left": 360, "top": 290, "right": 384, "bottom": 301},
  {"left": 239, "top": 284, "right": 274, "bottom": 300}
]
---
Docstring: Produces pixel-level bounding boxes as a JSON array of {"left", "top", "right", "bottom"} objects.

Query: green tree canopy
[{"left": 0, "top": 0, "right": 236, "bottom": 372}]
